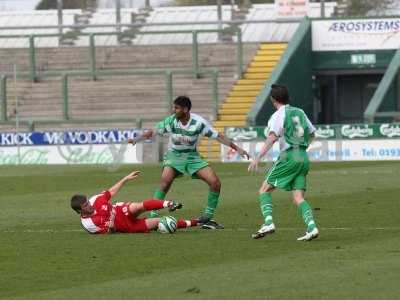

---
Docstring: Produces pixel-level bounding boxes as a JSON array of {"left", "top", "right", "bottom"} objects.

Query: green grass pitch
[{"left": 1, "top": 161, "right": 400, "bottom": 300}]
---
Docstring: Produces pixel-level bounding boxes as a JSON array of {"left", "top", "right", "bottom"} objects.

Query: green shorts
[
  {"left": 265, "top": 148, "right": 310, "bottom": 191},
  {"left": 163, "top": 150, "right": 208, "bottom": 178}
]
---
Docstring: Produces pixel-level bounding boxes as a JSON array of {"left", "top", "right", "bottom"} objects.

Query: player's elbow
[{"left": 267, "top": 133, "right": 278, "bottom": 143}]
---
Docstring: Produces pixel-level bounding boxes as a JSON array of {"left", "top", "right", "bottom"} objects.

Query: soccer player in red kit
[{"left": 70, "top": 170, "right": 199, "bottom": 234}]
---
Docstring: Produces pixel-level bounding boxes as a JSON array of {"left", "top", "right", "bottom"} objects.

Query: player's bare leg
[
  {"left": 293, "top": 189, "right": 319, "bottom": 241},
  {"left": 195, "top": 166, "right": 224, "bottom": 229},
  {"left": 150, "top": 167, "right": 179, "bottom": 217},
  {"left": 159, "top": 166, "right": 179, "bottom": 195},
  {"left": 252, "top": 182, "right": 276, "bottom": 239},
  {"left": 145, "top": 218, "right": 161, "bottom": 230}
]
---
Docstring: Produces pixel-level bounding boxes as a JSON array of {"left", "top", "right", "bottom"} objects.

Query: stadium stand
[
  {"left": 77, "top": 8, "right": 140, "bottom": 46},
  {"left": 134, "top": 3, "right": 337, "bottom": 44},
  {"left": 0, "top": 10, "right": 79, "bottom": 48},
  {"left": 1, "top": 43, "right": 259, "bottom": 131},
  {"left": 133, "top": 5, "right": 232, "bottom": 45},
  {"left": 0, "top": 3, "right": 336, "bottom": 134}
]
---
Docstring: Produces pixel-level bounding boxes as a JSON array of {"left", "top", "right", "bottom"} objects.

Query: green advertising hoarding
[{"left": 225, "top": 123, "right": 400, "bottom": 140}]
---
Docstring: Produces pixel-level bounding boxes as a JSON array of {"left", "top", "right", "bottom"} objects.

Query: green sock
[
  {"left": 153, "top": 188, "right": 166, "bottom": 200},
  {"left": 298, "top": 200, "right": 316, "bottom": 231},
  {"left": 204, "top": 190, "right": 220, "bottom": 219},
  {"left": 259, "top": 192, "right": 273, "bottom": 225},
  {"left": 150, "top": 189, "right": 166, "bottom": 218}
]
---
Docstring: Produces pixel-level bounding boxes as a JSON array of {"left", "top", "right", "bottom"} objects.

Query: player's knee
[
  {"left": 128, "top": 202, "right": 143, "bottom": 214},
  {"left": 259, "top": 184, "right": 273, "bottom": 194},
  {"left": 210, "top": 178, "right": 221, "bottom": 191},
  {"left": 292, "top": 194, "right": 304, "bottom": 205}
]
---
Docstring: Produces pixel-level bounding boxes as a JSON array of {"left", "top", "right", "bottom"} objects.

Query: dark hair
[
  {"left": 70, "top": 194, "right": 87, "bottom": 214},
  {"left": 173, "top": 96, "right": 192, "bottom": 111},
  {"left": 270, "top": 84, "right": 290, "bottom": 104}
]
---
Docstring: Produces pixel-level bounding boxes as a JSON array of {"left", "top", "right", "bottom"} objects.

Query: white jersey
[{"left": 266, "top": 105, "right": 316, "bottom": 152}]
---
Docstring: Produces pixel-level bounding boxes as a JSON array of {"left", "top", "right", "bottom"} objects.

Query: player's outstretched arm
[
  {"left": 108, "top": 171, "right": 141, "bottom": 197},
  {"left": 216, "top": 132, "right": 250, "bottom": 160},
  {"left": 248, "top": 133, "right": 278, "bottom": 172},
  {"left": 127, "top": 129, "right": 155, "bottom": 146},
  {"left": 307, "top": 132, "right": 315, "bottom": 149}
]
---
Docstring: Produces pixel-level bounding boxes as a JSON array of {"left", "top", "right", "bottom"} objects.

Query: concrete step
[
  {"left": 220, "top": 102, "right": 252, "bottom": 109},
  {"left": 256, "top": 49, "right": 285, "bottom": 56},
  {"left": 253, "top": 56, "right": 281, "bottom": 62},
  {"left": 228, "top": 90, "right": 259, "bottom": 97},
  {"left": 259, "top": 43, "right": 287, "bottom": 50},
  {"left": 213, "top": 120, "right": 246, "bottom": 127},
  {"left": 219, "top": 115, "right": 247, "bottom": 121},
  {"left": 219, "top": 108, "right": 249, "bottom": 115},
  {"left": 237, "top": 79, "right": 266, "bottom": 85},
  {"left": 249, "top": 61, "right": 277, "bottom": 68},
  {"left": 246, "top": 66, "right": 275, "bottom": 73},
  {"left": 225, "top": 96, "right": 256, "bottom": 103},
  {"left": 243, "top": 73, "right": 270, "bottom": 80},
  {"left": 232, "top": 84, "right": 263, "bottom": 91},
  {"left": 70, "top": 111, "right": 166, "bottom": 118}
]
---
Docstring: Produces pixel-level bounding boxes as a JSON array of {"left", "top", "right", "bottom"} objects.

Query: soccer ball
[{"left": 157, "top": 216, "right": 177, "bottom": 234}]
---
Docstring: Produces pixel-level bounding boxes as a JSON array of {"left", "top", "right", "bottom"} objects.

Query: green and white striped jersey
[{"left": 156, "top": 113, "right": 219, "bottom": 152}]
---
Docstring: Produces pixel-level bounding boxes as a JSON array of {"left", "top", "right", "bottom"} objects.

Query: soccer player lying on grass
[
  {"left": 128, "top": 96, "right": 250, "bottom": 230},
  {"left": 248, "top": 84, "right": 319, "bottom": 241},
  {"left": 70, "top": 170, "right": 199, "bottom": 234}
]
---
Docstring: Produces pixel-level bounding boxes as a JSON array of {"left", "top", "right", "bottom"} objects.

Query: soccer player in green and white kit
[
  {"left": 129, "top": 96, "right": 249, "bottom": 229},
  {"left": 248, "top": 84, "right": 319, "bottom": 241}
]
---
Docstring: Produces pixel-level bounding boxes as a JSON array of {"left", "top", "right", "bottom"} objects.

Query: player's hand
[
  {"left": 237, "top": 148, "right": 250, "bottom": 160},
  {"left": 248, "top": 159, "right": 259, "bottom": 172},
  {"left": 142, "top": 129, "right": 154, "bottom": 139},
  {"left": 125, "top": 171, "right": 141, "bottom": 181},
  {"left": 127, "top": 138, "right": 136, "bottom": 145}
]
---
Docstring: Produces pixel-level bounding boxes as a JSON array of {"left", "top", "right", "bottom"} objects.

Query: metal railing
[
  {"left": 0, "top": 28, "right": 244, "bottom": 81},
  {"left": 0, "top": 75, "right": 6, "bottom": 122},
  {"left": 0, "top": 67, "right": 220, "bottom": 125},
  {"left": 0, "top": 18, "right": 302, "bottom": 31}
]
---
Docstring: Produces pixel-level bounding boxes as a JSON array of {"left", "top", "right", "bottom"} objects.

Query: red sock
[
  {"left": 177, "top": 219, "right": 199, "bottom": 228},
  {"left": 142, "top": 199, "right": 168, "bottom": 211}
]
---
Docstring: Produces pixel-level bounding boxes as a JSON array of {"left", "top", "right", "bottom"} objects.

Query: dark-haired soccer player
[
  {"left": 248, "top": 84, "right": 319, "bottom": 241},
  {"left": 129, "top": 96, "right": 250, "bottom": 229},
  {"left": 70, "top": 170, "right": 199, "bottom": 234}
]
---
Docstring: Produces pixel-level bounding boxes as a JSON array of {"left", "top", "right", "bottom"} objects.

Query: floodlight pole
[{"left": 57, "top": 0, "right": 63, "bottom": 46}]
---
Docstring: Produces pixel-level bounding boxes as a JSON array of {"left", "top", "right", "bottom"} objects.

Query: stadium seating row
[{"left": 0, "top": 3, "right": 337, "bottom": 48}]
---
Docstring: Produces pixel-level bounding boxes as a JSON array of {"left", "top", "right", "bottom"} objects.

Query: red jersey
[{"left": 81, "top": 191, "right": 114, "bottom": 234}]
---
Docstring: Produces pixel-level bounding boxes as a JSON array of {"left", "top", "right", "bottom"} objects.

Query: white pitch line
[
  {"left": 226, "top": 227, "right": 400, "bottom": 231},
  {"left": 1, "top": 227, "right": 400, "bottom": 233}
]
